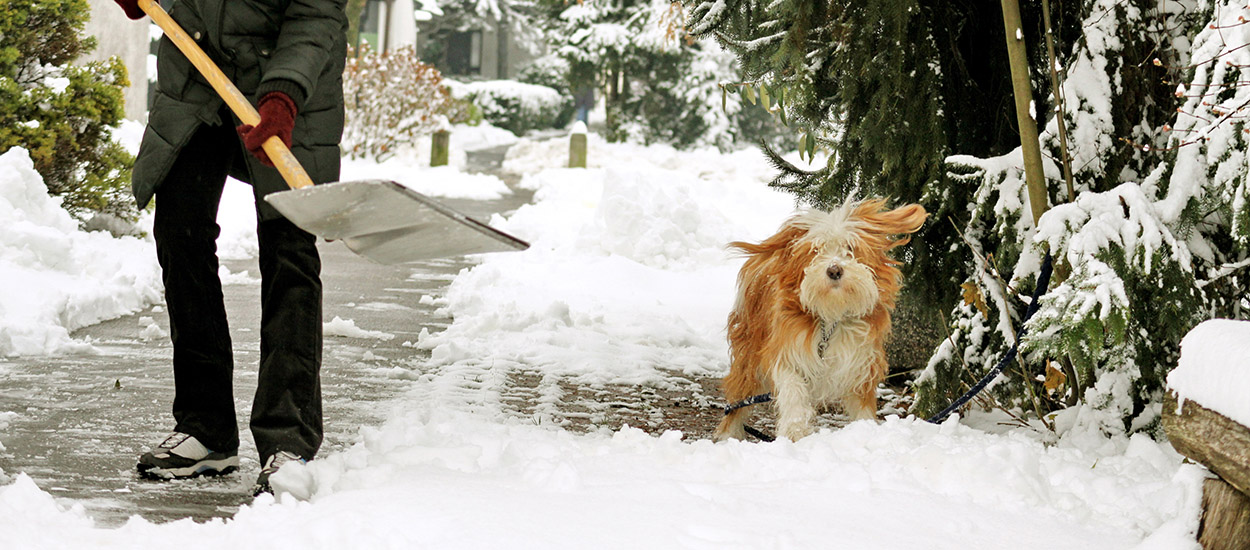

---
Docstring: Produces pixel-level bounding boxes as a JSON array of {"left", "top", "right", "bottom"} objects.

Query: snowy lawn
[{"left": 0, "top": 126, "right": 1209, "bottom": 548}]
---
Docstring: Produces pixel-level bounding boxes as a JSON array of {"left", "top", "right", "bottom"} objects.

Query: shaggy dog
[{"left": 715, "top": 199, "right": 927, "bottom": 441}]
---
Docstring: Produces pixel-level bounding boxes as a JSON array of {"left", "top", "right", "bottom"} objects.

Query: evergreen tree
[
  {"left": 0, "top": 0, "right": 134, "bottom": 222},
  {"left": 535, "top": 0, "right": 781, "bottom": 151}
]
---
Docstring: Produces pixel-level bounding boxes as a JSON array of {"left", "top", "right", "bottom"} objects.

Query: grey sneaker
[
  {"left": 137, "top": 432, "right": 239, "bottom": 480},
  {"left": 252, "top": 450, "right": 305, "bottom": 496}
]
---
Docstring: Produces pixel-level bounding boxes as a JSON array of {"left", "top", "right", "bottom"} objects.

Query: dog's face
[
  {"left": 798, "top": 232, "right": 881, "bottom": 322},
  {"left": 786, "top": 200, "right": 928, "bottom": 323}
]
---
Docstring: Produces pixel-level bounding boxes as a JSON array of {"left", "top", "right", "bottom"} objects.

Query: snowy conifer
[{"left": 0, "top": 0, "right": 134, "bottom": 221}]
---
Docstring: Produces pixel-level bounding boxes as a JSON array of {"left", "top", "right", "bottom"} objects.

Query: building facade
[{"left": 82, "top": 0, "right": 150, "bottom": 121}]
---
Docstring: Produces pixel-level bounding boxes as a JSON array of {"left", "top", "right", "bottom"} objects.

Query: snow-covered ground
[{"left": 0, "top": 124, "right": 1211, "bottom": 548}]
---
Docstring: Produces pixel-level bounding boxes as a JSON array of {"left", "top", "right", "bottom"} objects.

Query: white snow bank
[
  {"left": 1167, "top": 319, "right": 1250, "bottom": 426},
  {"left": 0, "top": 148, "right": 163, "bottom": 356},
  {"left": 0, "top": 414, "right": 1203, "bottom": 549},
  {"left": 266, "top": 414, "right": 1202, "bottom": 550},
  {"left": 216, "top": 179, "right": 260, "bottom": 260},
  {"left": 416, "top": 142, "right": 796, "bottom": 386}
]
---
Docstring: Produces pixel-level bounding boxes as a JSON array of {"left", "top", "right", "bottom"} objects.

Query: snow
[
  {"left": 0, "top": 148, "right": 162, "bottom": 356},
  {"left": 323, "top": 316, "right": 396, "bottom": 341},
  {"left": 0, "top": 126, "right": 1210, "bottom": 548},
  {"left": 1167, "top": 319, "right": 1250, "bottom": 427}
]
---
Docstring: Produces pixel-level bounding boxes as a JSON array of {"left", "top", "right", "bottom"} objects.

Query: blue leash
[
  {"left": 926, "top": 251, "right": 1054, "bottom": 424},
  {"left": 721, "top": 251, "right": 1055, "bottom": 435}
]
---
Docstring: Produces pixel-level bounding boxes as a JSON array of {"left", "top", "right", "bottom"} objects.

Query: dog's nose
[{"left": 827, "top": 264, "right": 843, "bottom": 281}]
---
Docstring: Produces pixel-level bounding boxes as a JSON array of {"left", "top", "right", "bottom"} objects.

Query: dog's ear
[{"left": 856, "top": 201, "right": 927, "bottom": 237}]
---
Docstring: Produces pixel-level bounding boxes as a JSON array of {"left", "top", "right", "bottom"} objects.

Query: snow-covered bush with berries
[{"left": 342, "top": 45, "right": 471, "bottom": 161}]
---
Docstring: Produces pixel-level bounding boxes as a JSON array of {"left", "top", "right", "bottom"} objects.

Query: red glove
[
  {"left": 114, "top": 0, "right": 145, "bottom": 20},
  {"left": 237, "top": 92, "right": 297, "bottom": 167}
]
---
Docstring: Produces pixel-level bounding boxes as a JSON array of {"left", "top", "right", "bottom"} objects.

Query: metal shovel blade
[{"left": 264, "top": 180, "right": 529, "bottom": 264}]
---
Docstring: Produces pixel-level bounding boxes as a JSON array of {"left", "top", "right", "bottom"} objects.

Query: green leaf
[
  {"left": 759, "top": 85, "right": 770, "bottom": 110},
  {"left": 798, "top": 133, "right": 808, "bottom": 162},
  {"left": 745, "top": 85, "right": 756, "bottom": 105}
]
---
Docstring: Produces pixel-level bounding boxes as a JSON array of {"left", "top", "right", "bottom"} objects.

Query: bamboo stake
[{"left": 1000, "top": 0, "right": 1050, "bottom": 226}]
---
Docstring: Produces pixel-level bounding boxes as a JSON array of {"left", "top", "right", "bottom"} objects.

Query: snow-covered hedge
[
  {"left": 456, "top": 80, "right": 573, "bottom": 136},
  {"left": 1, "top": 0, "right": 134, "bottom": 222}
]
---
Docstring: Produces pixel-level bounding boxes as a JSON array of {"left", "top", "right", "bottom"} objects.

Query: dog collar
[{"left": 817, "top": 320, "right": 837, "bottom": 356}]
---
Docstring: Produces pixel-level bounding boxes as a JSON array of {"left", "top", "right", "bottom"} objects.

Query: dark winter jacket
[{"left": 132, "top": 0, "right": 348, "bottom": 220}]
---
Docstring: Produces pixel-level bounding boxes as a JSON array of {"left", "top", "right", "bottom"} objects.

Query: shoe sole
[{"left": 137, "top": 457, "right": 240, "bottom": 480}]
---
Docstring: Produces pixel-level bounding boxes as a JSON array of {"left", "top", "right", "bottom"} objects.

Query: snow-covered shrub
[
  {"left": 0, "top": 0, "right": 134, "bottom": 222},
  {"left": 342, "top": 45, "right": 468, "bottom": 161},
  {"left": 517, "top": 54, "right": 571, "bottom": 94},
  {"left": 460, "top": 80, "right": 573, "bottom": 136},
  {"left": 914, "top": 0, "right": 1247, "bottom": 437}
]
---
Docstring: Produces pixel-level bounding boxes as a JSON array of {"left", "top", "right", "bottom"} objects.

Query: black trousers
[{"left": 152, "top": 120, "right": 323, "bottom": 462}]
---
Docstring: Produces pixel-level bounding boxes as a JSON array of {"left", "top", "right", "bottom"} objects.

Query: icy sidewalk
[{"left": 0, "top": 209, "right": 514, "bottom": 526}]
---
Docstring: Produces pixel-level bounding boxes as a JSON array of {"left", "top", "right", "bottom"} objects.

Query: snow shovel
[{"left": 140, "top": 0, "right": 529, "bottom": 264}]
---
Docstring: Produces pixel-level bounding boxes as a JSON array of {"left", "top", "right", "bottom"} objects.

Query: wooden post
[
  {"left": 568, "top": 121, "right": 587, "bottom": 168},
  {"left": 1000, "top": 0, "right": 1050, "bottom": 226},
  {"left": 431, "top": 129, "right": 450, "bottom": 167}
]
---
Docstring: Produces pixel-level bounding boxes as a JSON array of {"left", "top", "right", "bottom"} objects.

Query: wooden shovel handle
[{"left": 138, "top": 0, "right": 314, "bottom": 190}]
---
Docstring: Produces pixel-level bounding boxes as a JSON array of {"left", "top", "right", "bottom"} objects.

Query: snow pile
[
  {"left": 0, "top": 148, "right": 162, "bottom": 356},
  {"left": 1167, "top": 319, "right": 1250, "bottom": 426},
  {"left": 265, "top": 414, "right": 1202, "bottom": 549},
  {"left": 323, "top": 316, "right": 396, "bottom": 341},
  {"left": 449, "top": 122, "right": 520, "bottom": 152},
  {"left": 454, "top": 80, "right": 570, "bottom": 135},
  {"left": 415, "top": 141, "right": 795, "bottom": 387},
  {"left": 216, "top": 179, "right": 260, "bottom": 260},
  {"left": 454, "top": 81, "right": 564, "bottom": 113}
]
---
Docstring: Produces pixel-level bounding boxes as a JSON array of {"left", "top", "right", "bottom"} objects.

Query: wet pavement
[{"left": 0, "top": 147, "right": 536, "bottom": 527}]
